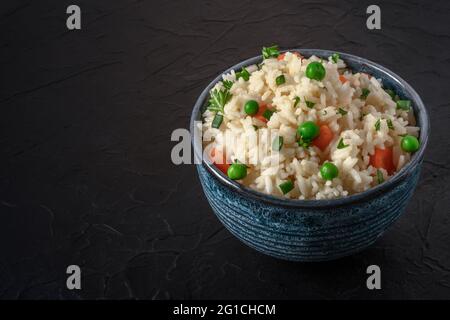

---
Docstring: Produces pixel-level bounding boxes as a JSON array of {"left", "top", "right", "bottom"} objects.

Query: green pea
[
  {"left": 320, "top": 162, "right": 339, "bottom": 180},
  {"left": 297, "top": 121, "right": 320, "bottom": 140},
  {"left": 305, "top": 61, "right": 326, "bottom": 81},
  {"left": 244, "top": 100, "right": 259, "bottom": 115},
  {"left": 401, "top": 135, "right": 420, "bottom": 153},
  {"left": 227, "top": 163, "right": 247, "bottom": 180}
]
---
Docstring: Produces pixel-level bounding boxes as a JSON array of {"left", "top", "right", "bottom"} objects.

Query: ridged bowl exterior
[
  {"left": 191, "top": 49, "right": 429, "bottom": 262},
  {"left": 198, "top": 164, "right": 420, "bottom": 261}
]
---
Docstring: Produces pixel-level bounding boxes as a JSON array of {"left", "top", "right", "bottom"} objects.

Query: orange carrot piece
[
  {"left": 254, "top": 104, "right": 274, "bottom": 123},
  {"left": 210, "top": 148, "right": 229, "bottom": 174},
  {"left": 312, "top": 124, "right": 334, "bottom": 151},
  {"left": 370, "top": 146, "right": 395, "bottom": 174},
  {"left": 339, "top": 75, "right": 347, "bottom": 84}
]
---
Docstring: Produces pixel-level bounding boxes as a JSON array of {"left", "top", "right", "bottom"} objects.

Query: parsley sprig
[
  {"left": 208, "top": 89, "right": 232, "bottom": 114},
  {"left": 331, "top": 53, "right": 340, "bottom": 63},
  {"left": 262, "top": 45, "right": 280, "bottom": 59},
  {"left": 236, "top": 67, "right": 250, "bottom": 81},
  {"left": 222, "top": 80, "right": 233, "bottom": 91}
]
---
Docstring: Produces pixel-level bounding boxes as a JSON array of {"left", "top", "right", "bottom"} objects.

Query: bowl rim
[{"left": 190, "top": 49, "right": 429, "bottom": 208}]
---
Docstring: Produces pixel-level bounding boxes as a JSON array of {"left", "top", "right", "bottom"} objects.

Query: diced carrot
[
  {"left": 254, "top": 103, "right": 275, "bottom": 123},
  {"left": 312, "top": 124, "right": 334, "bottom": 151},
  {"left": 277, "top": 52, "right": 303, "bottom": 61},
  {"left": 339, "top": 75, "right": 347, "bottom": 84},
  {"left": 370, "top": 146, "right": 395, "bottom": 174},
  {"left": 210, "top": 148, "right": 229, "bottom": 174}
]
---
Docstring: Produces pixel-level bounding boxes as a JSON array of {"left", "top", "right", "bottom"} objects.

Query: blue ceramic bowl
[{"left": 190, "top": 49, "right": 429, "bottom": 262}]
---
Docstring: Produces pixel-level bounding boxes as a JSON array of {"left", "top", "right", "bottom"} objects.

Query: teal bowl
[{"left": 190, "top": 49, "right": 429, "bottom": 262}]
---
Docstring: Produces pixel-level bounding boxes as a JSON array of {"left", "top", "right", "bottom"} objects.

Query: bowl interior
[{"left": 190, "top": 49, "right": 429, "bottom": 208}]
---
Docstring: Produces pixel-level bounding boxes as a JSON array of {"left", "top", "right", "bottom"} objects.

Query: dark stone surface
[{"left": 0, "top": 0, "right": 449, "bottom": 299}]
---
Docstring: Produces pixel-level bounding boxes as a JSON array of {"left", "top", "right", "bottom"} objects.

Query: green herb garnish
[
  {"left": 337, "top": 138, "right": 349, "bottom": 149},
  {"left": 387, "top": 119, "right": 394, "bottom": 130},
  {"left": 331, "top": 53, "right": 340, "bottom": 63},
  {"left": 361, "top": 88, "right": 370, "bottom": 99},
  {"left": 262, "top": 45, "right": 280, "bottom": 59},
  {"left": 222, "top": 80, "right": 233, "bottom": 91},
  {"left": 293, "top": 96, "right": 300, "bottom": 108},
  {"left": 337, "top": 107, "right": 348, "bottom": 116},
  {"left": 236, "top": 67, "right": 250, "bottom": 81},
  {"left": 374, "top": 118, "right": 381, "bottom": 131},
  {"left": 396, "top": 100, "right": 411, "bottom": 111},
  {"left": 275, "top": 74, "right": 286, "bottom": 85},
  {"left": 262, "top": 109, "right": 274, "bottom": 121},
  {"left": 279, "top": 180, "right": 294, "bottom": 195},
  {"left": 211, "top": 114, "right": 223, "bottom": 128},
  {"left": 304, "top": 98, "right": 315, "bottom": 108},
  {"left": 207, "top": 89, "right": 232, "bottom": 114}
]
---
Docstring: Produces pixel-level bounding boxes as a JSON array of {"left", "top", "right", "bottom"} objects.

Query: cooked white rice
[{"left": 201, "top": 51, "right": 419, "bottom": 200}]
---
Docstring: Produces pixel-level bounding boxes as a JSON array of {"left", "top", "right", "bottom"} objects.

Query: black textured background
[{"left": 1, "top": 0, "right": 450, "bottom": 299}]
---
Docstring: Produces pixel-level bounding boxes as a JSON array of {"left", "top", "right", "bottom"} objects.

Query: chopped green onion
[
  {"left": 376, "top": 169, "right": 384, "bottom": 184},
  {"left": 279, "top": 180, "right": 294, "bottom": 195},
  {"left": 275, "top": 74, "right": 285, "bottom": 85},
  {"left": 387, "top": 119, "right": 394, "bottom": 130},
  {"left": 263, "top": 109, "right": 274, "bottom": 121},
  {"left": 272, "top": 136, "right": 284, "bottom": 151},
  {"left": 304, "top": 98, "right": 315, "bottom": 108},
  {"left": 337, "top": 138, "right": 349, "bottom": 149},
  {"left": 374, "top": 118, "right": 381, "bottom": 131},
  {"left": 331, "top": 53, "right": 340, "bottom": 63},
  {"left": 361, "top": 88, "right": 370, "bottom": 99},
  {"left": 236, "top": 67, "right": 250, "bottom": 81},
  {"left": 293, "top": 96, "right": 301, "bottom": 108},
  {"left": 212, "top": 114, "right": 223, "bottom": 128},
  {"left": 262, "top": 45, "right": 280, "bottom": 59},
  {"left": 396, "top": 100, "right": 411, "bottom": 111},
  {"left": 337, "top": 107, "right": 348, "bottom": 116}
]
